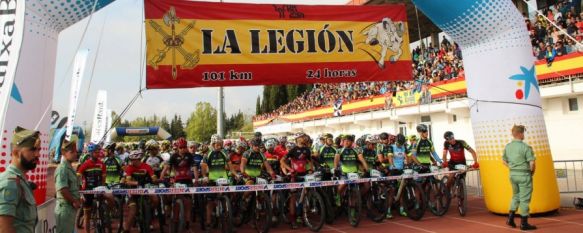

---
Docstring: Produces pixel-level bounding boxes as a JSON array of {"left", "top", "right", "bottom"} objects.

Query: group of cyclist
[{"left": 74, "top": 124, "right": 479, "bottom": 232}]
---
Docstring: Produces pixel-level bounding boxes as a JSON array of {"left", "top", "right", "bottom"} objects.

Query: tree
[
  {"left": 160, "top": 116, "right": 170, "bottom": 133},
  {"left": 185, "top": 102, "right": 217, "bottom": 142},
  {"left": 261, "top": 86, "right": 272, "bottom": 113},
  {"left": 256, "top": 96, "right": 261, "bottom": 115}
]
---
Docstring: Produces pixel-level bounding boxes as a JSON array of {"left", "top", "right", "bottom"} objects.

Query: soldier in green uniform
[
  {"left": 0, "top": 126, "right": 40, "bottom": 233},
  {"left": 55, "top": 138, "right": 82, "bottom": 233},
  {"left": 502, "top": 125, "right": 537, "bottom": 231}
]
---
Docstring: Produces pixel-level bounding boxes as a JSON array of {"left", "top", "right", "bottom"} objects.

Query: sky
[{"left": 52, "top": 0, "right": 351, "bottom": 126}]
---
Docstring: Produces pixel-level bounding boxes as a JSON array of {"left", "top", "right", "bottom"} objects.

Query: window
[
  {"left": 421, "top": 115, "right": 431, "bottom": 122},
  {"left": 399, "top": 122, "right": 407, "bottom": 135},
  {"left": 453, "top": 114, "right": 457, "bottom": 122},
  {"left": 569, "top": 98, "right": 578, "bottom": 111}
]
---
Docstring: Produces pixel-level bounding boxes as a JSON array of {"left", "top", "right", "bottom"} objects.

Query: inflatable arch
[
  {"left": 0, "top": 0, "right": 559, "bottom": 213},
  {"left": 111, "top": 127, "right": 172, "bottom": 140}
]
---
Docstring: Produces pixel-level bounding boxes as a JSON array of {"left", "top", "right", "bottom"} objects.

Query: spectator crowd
[{"left": 254, "top": 1, "right": 583, "bottom": 121}]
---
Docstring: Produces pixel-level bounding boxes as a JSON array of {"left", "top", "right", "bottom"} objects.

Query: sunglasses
[{"left": 179, "top": 147, "right": 187, "bottom": 149}]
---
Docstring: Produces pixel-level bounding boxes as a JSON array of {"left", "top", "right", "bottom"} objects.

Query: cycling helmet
[
  {"left": 444, "top": 131, "right": 454, "bottom": 140},
  {"left": 365, "top": 134, "right": 378, "bottom": 144},
  {"left": 323, "top": 133, "right": 334, "bottom": 139},
  {"left": 343, "top": 134, "right": 355, "bottom": 142},
  {"left": 87, "top": 143, "right": 100, "bottom": 153},
  {"left": 138, "top": 140, "right": 146, "bottom": 150},
  {"left": 396, "top": 134, "right": 406, "bottom": 145},
  {"left": 294, "top": 132, "right": 306, "bottom": 139},
  {"left": 104, "top": 142, "right": 116, "bottom": 151},
  {"left": 250, "top": 137, "right": 262, "bottom": 147},
  {"left": 174, "top": 137, "right": 187, "bottom": 148},
  {"left": 161, "top": 140, "right": 171, "bottom": 147},
  {"left": 388, "top": 134, "right": 396, "bottom": 144},
  {"left": 236, "top": 140, "right": 248, "bottom": 149},
  {"left": 265, "top": 139, "right": 276, "bottom": 149},
  {"left": 115, "top": 143, "right": 125, "bottom": 150},
  {"left": 254, "top": 131, "right": 263, "bottom": 138},
  {"left": 416, "top": 124, "right": 428, "bottom": 133},
  {"left": 210, "top": 134, "right": 223, "bottom": 144},
  {"left": 286, "top": 142, "right": 296, "bottom": 149},
  {"left": 356, "top": 136, "right": 366, "bottom": 147},
  {"left": 223, "top": 140, "right": 233, "bottom": 147},
  {"left": 409, "top": 135, "right": 418, "bottom": 141},
  {"left": 379, "top": 132, "right": 389, "bottom": 140},
  {"left": 199, "top": 144, "right": 209, "bottom": 154},
  {"left": 278, "top": 136, "right": 287, "bottom": 144},
  {"left": 128, "top": 150, "right": 143, "bottom": 160},
  {"left": 145, "top": 139, "right": 159, "bottom": 150}
]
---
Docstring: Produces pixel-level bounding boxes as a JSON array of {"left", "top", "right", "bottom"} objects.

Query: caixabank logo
[{"left": 509, "top": 65, "right": 539, "bottom": 100}]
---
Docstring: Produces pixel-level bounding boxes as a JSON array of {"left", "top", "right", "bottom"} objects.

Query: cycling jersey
[
  {"left": 318, "top": 146, "right": 337, "bottom": 168},
  {"left": 79, "top": 153, "right": 90, "bottom": 165},
  {"left": 362, "top": 148, "right": 378, "bottom": 169},
  {"left": 192, "top": 153, "right": 204, "bottom": 169},
  {"left": 285, "top": 146, "right": 312, "bottom": 174},
  {"left": 274, "top": 145, "right": 287, "bottom": 158},
  {"left": 142, "top": 155, "right": 164, "bottom": 176},
  {"left": 389, "top": 144, "right": 410, "bottom": 170},
  {"left": 125, "top": 163, "right": 155, "bottom": 187},
  {"left": 243, "top": 151, "right": 266, "bottom": 178},
  {"left": 376, "top": 143, "right": 392, "bottom": 167},
  {"left": 414, "top": 139, "right": 437, "bottom": 165},
  {"left": 230, "top": 152, "right": 243, "bottom": 172},
  {"left": 103, "top": 157, "right": 123, "bottom": 185},
  {"left": 168, "top": 153, "right": 194, "bottom": 183},
  {"left": 203, "top": 150, "right": 230, "bottom": 181},
  {"left": 77, "top": 158, "right": 106, "bottom": 190},
  {"left": 160, "top": 151, "right": 171, "bottom": 162},
  {"left": 265, "top": 150, "right": 281, "bottom": 174},
  {"left": 337, "top": 147, "right": 360, "bottom": 174},
  {"left": 444, "top": 140, "right": 471, "bottom": 163}
]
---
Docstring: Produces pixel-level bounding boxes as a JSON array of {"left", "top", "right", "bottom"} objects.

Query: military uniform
[
  {"left": 502, "top": 139, "right": 535, "bottom": 216},
  {"left": 55, "top": 159, "right": 80, "bottom": 233},
  {"left": 0, "top": 127, "right": 40, "bottom": 233}
]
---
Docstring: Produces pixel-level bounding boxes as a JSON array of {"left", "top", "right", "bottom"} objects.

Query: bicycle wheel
[
  {"left": 76, "top": 208, "right": 84, "bottom": 229},
  {"left": 168, "top": 198, "right": 185, "bottom": 233},
  {"left": 457, "top": 178, "right": 468, "bottom": 216},
  {"left": 347, "top": 186, "right": 362, "bottom": 227},
  {"left": 385, "top": 182, "right": 398, "bottom": 219},
  {"left": 139, "top": 198, "right": 152, "bottom": 233},
  {"left": 232, "top": 193, "right": 251, "bottom": 227},
  {"left": 403, "top": 182, "right": 425, "bottom": 221},
  {"left": 219, "top": 196, "right": 233, "bottom": 233},
  {"left": 270, "top": 191, "right": 282, "bottom": 227},
  {"left": 254, "top": 192, "right": 272, "bottom": 233},
  {"left": 320, "top": 188, "right": 336, "bottom": 224},
  {"left": 303, "top": 190, "right": 326, "bottom": 232},
  {"left": 367, "top": 184, "right": 388, "bottom": 222},
  {"left": 99, "top": 201, "right": 114, "bottom": 233},
  {"left": 428, "top": 179, "right": 450, "bottom": 216}
]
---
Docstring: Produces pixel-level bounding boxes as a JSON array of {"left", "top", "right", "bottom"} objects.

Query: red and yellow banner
[{"left": 145, "top": 0, "right": 412, "bottom": 88}]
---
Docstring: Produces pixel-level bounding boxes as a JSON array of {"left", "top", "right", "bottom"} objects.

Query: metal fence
[{"left": 459, "top": 160, "right": 583, "bottom": 196}]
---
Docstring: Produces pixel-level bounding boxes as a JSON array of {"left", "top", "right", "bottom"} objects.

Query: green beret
[
  {"left": 61, "top": 137, "right": 78, "bottom": 151},
  {"left": 11, "top": 126, "right": 40, "bottom": 148}
]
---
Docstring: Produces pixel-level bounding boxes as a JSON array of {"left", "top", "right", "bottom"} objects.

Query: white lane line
[
  {"left": 446, "top": 216, "right": 525, "bottom": 232},
  {"left": 540, "top": 217, "right": 583, "bottom": 227}
]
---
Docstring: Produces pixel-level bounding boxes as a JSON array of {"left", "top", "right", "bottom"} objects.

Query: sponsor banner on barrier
[
  {"left": 81, "top": 170, "right": 460, "bottom": 195},
  {"left": 145, "top": 0, "right": 412, "bottom": 88},
  {"left": 35, "top": 198, "right": 56, "bottom": 233},
  {"left": 65, "top": 49, "right": 89, "bottom": 141}
]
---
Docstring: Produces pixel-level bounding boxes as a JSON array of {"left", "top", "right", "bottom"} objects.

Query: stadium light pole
[{"left": 217, "top": 87, "right": 224, "bottom": 138}]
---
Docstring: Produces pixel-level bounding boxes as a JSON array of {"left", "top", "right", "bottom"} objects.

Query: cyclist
[
  {"left": 160, "top": 140, "right": 172, "bottom": 162},
  {"left": 240, "top": 138, "right": 277, "bottom": 205},
  {"left": 408, "top": 135, "right": 418, "bottom": 155},
  {"left": 160, "top": 137, "right": 195, "bottom": 229},
  {"left": 334, "top": 134, "right": 344, "bottom": 149},
  {"left": 386, "top": 133, "right": 410, "bottom": 218},
  {"left": 115, "top": 143, "right": 129, "bottom": 164},
  {"left": 275, "top": 136, "right": 288, "bottom": 156},
  {"left": 280, "top": 132, "right": 314, "bottom": 229},
  {"left": 264, "top": 139, "right": 283, "bottom": 175},
  {"left": 143, "top": 140, "right": 164, "bottom": 178},
  {"left": 313, "top": 133, "right": 337, "bottom": 180},
  {"left": 79, "top": 143, "right": 96, "bottom": 165},
  {"left": 441, "top": 131, "right": 479, "bottom": 189},
  {"left": 122, "top": 150, "right": 160, "bottom": 233},
  {"left": 223, "top": 139, "right": 233, "bottom": 153},
  {"left": 377, "top": 132, "right": 393, "bottom": 172},
  {"left": 77, "top": 142, "right": 114, "bottom": 232},
  {"left": 312, "top": 134, "right": 325, "bottom": 156},
  {"left": 361, "top": 135, "right": 381, "bottom": 193},
  {"left": 411, "top": 124, "right": 443, "bottom": 167},
  {"left": 201, "top": 134, "right": 236, "bottom": 232},
  {"left": 229, "top": 140, "right": 245, "bottom": 176},
  {"left": 103, "top": 143, "right": 123, "bottom": 186},
  {"left": 334, "top": 135, "right": 368, "bottom": 207}
]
